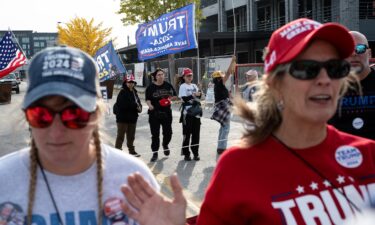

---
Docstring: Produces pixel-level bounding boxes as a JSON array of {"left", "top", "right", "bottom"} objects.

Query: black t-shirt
[
  {"left": 145, "top": 82, "right": 177, "bottom": 112},
  {"left": 214, "top": 81, "right": 229, "bottom": 103},
  {"left": 329, "top": 68, "right": 375, "bottom": 140}
]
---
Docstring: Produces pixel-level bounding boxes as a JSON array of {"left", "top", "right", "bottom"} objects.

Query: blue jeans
[{"left": 217, "top": 121, "right": 230, "bottom": 149}]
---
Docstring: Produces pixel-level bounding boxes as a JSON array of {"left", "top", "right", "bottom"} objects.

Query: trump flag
[
  {"left": 94, "top": 41, "right": 126, "bottom": 82},
  {"left": 0, "top": 31, "right": 27, "bottom": 78},
  {"left": 136, "top": 4, "right": 198, "bottom": 61}
]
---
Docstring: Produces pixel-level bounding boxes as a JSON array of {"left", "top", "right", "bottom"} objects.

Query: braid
[
  {"left": 27, "top": 139, "right": 38, "bottom": 225},
  {"left": 93, "top": 129, "right": 103, "bottom": 225}
]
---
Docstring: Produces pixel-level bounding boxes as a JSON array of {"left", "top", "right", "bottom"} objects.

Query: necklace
[
  {"left": 271, "top": 134, "right": 362, "bottom": 213},
  {"left": 37, "top": 158, "right": 64, "bottom": 225}
]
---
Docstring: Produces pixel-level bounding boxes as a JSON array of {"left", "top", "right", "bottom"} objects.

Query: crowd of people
[
  {"left": 120, "top": 18, "right": 375, "bottom": 225},
  {"left": 114, "top": 55, "right": 238, "bottom": 162},
  {"left": 0, "top": 17, "right": 374, "bottom": 225}
]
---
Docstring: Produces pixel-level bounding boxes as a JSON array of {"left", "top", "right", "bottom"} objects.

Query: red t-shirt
[{"left": 197, "top": 125, "right": 375, "bottom": 225}]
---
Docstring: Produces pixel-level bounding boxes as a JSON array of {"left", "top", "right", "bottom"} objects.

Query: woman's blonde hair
[
  {"left": 26, "top": 95, "right": 106, "bottom": 225},
  {"left": 234, "top": 64, "right": 359, "bottom": 147}
]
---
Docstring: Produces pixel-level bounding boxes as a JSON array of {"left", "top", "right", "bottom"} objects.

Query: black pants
[
  {"left": 115, "top": 122, "right": 137, "bottom": 153},
  {"left": 149, "top": 110, "right": 173, "bottom": 152},
  {"left": 182, "top": 114, "right": 201, "bottom": 157}
]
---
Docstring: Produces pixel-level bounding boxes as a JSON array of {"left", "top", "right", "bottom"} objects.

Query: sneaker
[
  {"left": 150, "top": 153, "right": 158, "bottom": 162},
  {"left": 217, "top": 149, "right": 225, "bottom": 155},
  {"left": 193, "top": 155, "right": 200, "bottom": 161},
  {"left": 163, "top": 146, "right": 170, "bottom": 156},
  {"left": 130, "top": 151, "right": 141, "bottom": 157},
  {"left": 184, "top": 155, "right": 192, "bottom": 161}
]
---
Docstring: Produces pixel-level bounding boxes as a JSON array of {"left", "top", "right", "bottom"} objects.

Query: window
[
  {"left": 227, "top": 6, "right": 247, "bottom": 32},
  {"left": 257, "top": 4, "right": 272, "bottom": 30},
  {"left": 359, "top": 0, "right": 375, "bottom": 19},
  {"left": 298, "top": 0, "right": 313, "bottom": 18},
  {"left": 22, "top": 37, "right": 30, "bottom": 43},
  {"left": 322, "top": 0, "right": 332, "bottom": 22}
]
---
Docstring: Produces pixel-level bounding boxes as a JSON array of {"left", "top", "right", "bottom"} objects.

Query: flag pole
[
  {"left": 194, "top": 3, "right": 201, "bottom": 84},
  {"left": 231, "top": 0, "right": 237, "bottom": 56},
  {"left": 8, "top": 27, "right": 28, "bottom": 61}
]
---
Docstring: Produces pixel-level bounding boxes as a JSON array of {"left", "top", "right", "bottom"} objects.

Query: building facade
[
  {"left": 0, "top": 30, "right": 58, "bottom": 59},
  {"left": 118, "top": 0, "right": 375, "bottom": 64}
]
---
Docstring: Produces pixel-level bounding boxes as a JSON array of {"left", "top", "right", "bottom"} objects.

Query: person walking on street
[
  {"left": 178, "top": 68, "right": 202, "bottom": 161},
  {"left": 145, "top": 68, "right": 177, "bottom": 162},
  {"left": 329, "top": 31, "right": 375, "bottom": 140},
  {"left": 0, "top": 46, "right": 159, "bottom": 225},
  {"left": 211, "top": 56, "right": 236, "bottom": 155},
  {"left": 119, "top": 18, "right": 375, "bottom": 225},
  {"left": 114, "top": 74, "right": 142, "bottom": 157},
  {"left": 241, "top": 69, "right": 259, "bottom": 101}
]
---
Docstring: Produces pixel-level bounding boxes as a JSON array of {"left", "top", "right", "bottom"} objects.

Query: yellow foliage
[{"left": 57, "top": 17, "right": 113, "bottom": 56}]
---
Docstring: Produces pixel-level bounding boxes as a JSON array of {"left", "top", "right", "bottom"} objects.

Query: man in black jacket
[{"left": 114, "top": 74, "right": 142, "bottom": 156}]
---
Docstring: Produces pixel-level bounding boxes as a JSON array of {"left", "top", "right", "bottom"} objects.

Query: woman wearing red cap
[
  {"left": 0, "top": 46, "right": 159, "bottom": 225},
  {"left": 114, "top": 74, "right": 142, "bottom": 157},
  {"left": 145, "top": 68, "right": 177, "bottom": 162},
  {"left": 178, "top": 68, "right": 202, "bottom": 161},
  {"left": 120, "top": 18, "right": 375, "bottom": 225}
]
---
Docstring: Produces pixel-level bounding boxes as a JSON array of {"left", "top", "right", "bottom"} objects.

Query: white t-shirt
[
  {"left": 0, "top": 144, "right": 159, "bottom": 225},
  {"left": 178, "top": 83, "right": 198, "bottom": 98},
  {"left": 179, "top": 83, "right": 200, "bottom": 117}
]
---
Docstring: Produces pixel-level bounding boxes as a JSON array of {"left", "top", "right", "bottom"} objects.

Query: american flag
[{"left": 0, "top": 31, "right": 27, "bottom": 78}]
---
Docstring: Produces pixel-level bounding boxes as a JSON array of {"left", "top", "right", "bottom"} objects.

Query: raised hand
[{"left": 121, "top": 173, "right": 187, "bottom": 225}]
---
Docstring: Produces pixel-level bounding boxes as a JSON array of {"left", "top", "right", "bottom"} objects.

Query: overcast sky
[{"left": 0, "top": 0, "right": 137, "bottom": 48}]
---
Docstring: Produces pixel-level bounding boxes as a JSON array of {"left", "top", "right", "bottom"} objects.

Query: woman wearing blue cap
[
  {"left": 120, "top": 18, "right": 375, "bottom": 225},
  {"left": 0, "top": 46, "right": 158, "bottom": 225}
]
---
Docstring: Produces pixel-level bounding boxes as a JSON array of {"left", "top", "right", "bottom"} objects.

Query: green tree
[
  {"left": 117, "top": 0, "right": 203, "bottom": 26},
  {"left": 57, "top": 17, "right": 113, "bottom": 56}
]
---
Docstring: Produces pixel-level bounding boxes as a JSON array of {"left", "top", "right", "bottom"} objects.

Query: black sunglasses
[
  {"left": 288, "top": 59, "right": 350, "bottom": 80},
  {"left": 355, "top": 44, "right": 369, "bottom": 55}
]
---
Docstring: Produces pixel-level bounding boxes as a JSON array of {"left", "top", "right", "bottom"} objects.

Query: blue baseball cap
[{"left": 23, "top": 46, "right": 98, "bottom": 112}]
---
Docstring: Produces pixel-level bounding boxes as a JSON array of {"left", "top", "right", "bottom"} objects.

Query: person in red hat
[
  {"left": 120, "top": 18, "right": 375, "bottom": 225},
  {"left": 145, "top": 68, "right": 177, "bottom": 162},
  {"left": 178, "top": 68, "right": 202, "bottom": 161},
  {"left": 114, "top": 74, "right": 142, "bottom": 157}
]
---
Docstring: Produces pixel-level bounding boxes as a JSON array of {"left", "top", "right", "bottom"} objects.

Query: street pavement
[{"left": 0, "top": 82, "right": 245, "bottom": 217}]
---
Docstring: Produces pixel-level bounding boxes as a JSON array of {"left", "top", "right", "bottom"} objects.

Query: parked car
[{"left": 0, "top": 73, "right": 20, "bottom": 94}]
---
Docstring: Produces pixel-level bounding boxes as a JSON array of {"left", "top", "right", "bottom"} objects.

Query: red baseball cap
[
  {"left": 182, "top": 68, "right": 193, "bottom": 76},
  {"left": 124, "top": 74, "right": 137, "bottom": 84},
  {"left": 264, "top": 18, "right": 354, "bottom": 73}
]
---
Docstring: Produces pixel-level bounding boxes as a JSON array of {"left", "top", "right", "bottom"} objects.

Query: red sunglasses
[{"left": 25, "top": 106, "right": 92, "bottom": 129}]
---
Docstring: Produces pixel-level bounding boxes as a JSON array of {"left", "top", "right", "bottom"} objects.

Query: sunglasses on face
[
  {"left": 25, "top": 106, "right": 92, "bottom": 129},
  {"left": 288, "top": 59, "right": 350, "bottom": 80},
  {"left": 355, "top": 44, "right": 369, "bottom": 54}
]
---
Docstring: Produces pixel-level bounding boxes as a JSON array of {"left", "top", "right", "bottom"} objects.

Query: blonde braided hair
[{"left": 26, "top": 127, "right": 104, "bottom": 225}]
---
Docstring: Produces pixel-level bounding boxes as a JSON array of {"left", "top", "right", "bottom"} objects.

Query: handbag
[
  {"left": 186, "top": 102, "right": 202, "bottom": 117},
  {"left": 113, "top": 102, "right": 119, "bottom": 115}
]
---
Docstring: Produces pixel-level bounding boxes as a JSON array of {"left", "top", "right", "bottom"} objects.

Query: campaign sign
[
  {"left": 136, "top": 4, "right": 198, "bottom": 61},
  {"left": 94, "top": 41, "right": 126, "bottom": 82}
]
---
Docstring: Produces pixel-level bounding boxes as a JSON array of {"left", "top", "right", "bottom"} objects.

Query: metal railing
[
  {"left": 257, "top": 16, "right": 286, "bottom": 31},
  {"left": 227, "top": 24, "right": 248, "bottom": 32},
  {"left": 298, "top": 5, "right": 338, "bottom": 23}
]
